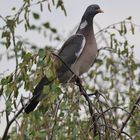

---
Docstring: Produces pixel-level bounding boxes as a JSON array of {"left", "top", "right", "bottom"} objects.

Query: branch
[
  {"left": 94, "top": 21, "right": 109, "bottom": 47},
  {"left": 95, "top": 91, "right": 108, "bottom": 138},
  {"left": 76, "top": 78, "right": 98, "bottom": 137},
  {"left": 2, "top": 106, "right": 24, "bottom": 140},
  {"left": 49, "top": 96, "right": 63, "bottom": 140},
  {"left": 87, "top": 105, "right": 135, "bottom": 138},
  {"left": 12, "top": 31, "right": 18, "bottom": 80},
  {"left": 95, "top": 20, "right": 137, "bottom": 36},
  {"left": 14, "top": 2, "right": 26, "bottom": 20},
  {"left": 99, "top": 124, "right": 133, "bottom": 140},
  {"left": 118, "top": 95, "right": 140, "bottom": 137}
]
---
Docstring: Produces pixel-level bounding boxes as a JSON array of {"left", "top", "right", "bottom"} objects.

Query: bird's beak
[{"left": 96, "top": 8, "right": 104, "bottom": 13}]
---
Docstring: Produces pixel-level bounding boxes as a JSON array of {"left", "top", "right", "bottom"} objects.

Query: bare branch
[
  {"left": 118, "top": 95, "right": 140, "bottom": 137},
  {"left": 76, "top": 78, "right": 98, "bottom": 137},
  {"left": 2, "top": 106, "right": 24, "bottom": 140},
  {"left": 12, "top": 31, "right": 18, "bottom": 80},
  {"left": 49, "top": 96, "right": 64, "bottom": 140}
]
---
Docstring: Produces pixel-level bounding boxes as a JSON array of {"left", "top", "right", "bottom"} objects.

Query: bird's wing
[{"left": 56, "top": 34, "right": 86, "bottom": 76}]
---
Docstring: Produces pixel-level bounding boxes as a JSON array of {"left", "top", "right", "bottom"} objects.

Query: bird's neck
[{"left": 76, "top": 18, "right": 94, "bottom": 37}]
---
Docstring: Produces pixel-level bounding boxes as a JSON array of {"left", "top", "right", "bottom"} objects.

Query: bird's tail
[{"left": 24, "top": 76, "right": 52, "bottom": 113}]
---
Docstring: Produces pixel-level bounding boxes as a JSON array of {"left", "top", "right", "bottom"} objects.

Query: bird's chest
[{"left": 72, "top": 39, "right": 97, "bottom": 76}]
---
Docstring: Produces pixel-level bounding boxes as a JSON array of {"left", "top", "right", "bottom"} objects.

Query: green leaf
[
  {"left": 59, "top": 111, "right": 64, "bottom": 117},
  {"left": 51, "top": 83, "right": 61, "bottom": 94},
  {"left": 32, "top": 12, "right": 40, "bottom": 20},
  {"left": 38, "top": 49, "right": 46, "bottom": 58},
  {"left": 94, "top": 135, "right": 100, "bottom": 140},
  {"left": 6, "top": 99, "right": 13, "bottom": 114},
  {"left": 2, "top": 30, "right": 11, "bottom": 48},
  {"left": 7, "top": 75, "right": 13, "bottom": 83},
  {"left": 31, "top": 45, "right": 37, "bottom": 50},
  {"left": 37, "top": 60, "right": 44, "bottom": 66},
  {"left": 124, "top": 40, "right": 128, "bottom": 47},
  {"left": 51, "top": 28, "right": 57, "bottom": 33},
  {"left": 1, "top": 75, "right": 12, "bottom": 85},
  {"left": 12, "top": 7, "right": 16, "bottom": 11},
  {"left": 52, "top": 0, "right": 55, "bottom": 5},
  {"left": 17, "top": 41, "right": 23, "bottom": 49},
  {"left": 110, "top": 33, "right": 115, "bottom": 48},
  {"left": 48, "top": 93, "right": 57, "bottom": 103},
  {"left": 56, "top": 0, "right": 63, "bottom": 8},
  {"left": 46, "top": 68, "right": 53, "bottom": 79},
  {"left": 56, "top": 0, "right": 67, "bottom": 16},
  {"left": 48, "top": 3, "right": 51, "bottom": 12},
  {"left": 2, "top": 31, "right": 10, "bottom": 38},
  {"left": 30, "top": 25, "right": 36, "bottom": 30},
  {"left": 43, "top": 85, "right": 50, "bottom": 94},
  {"left": 123, "top": 23, "right": 127, "bottom": 34},
  {"left": 13, "top": 83, "right": 18, "bottom": 97},
  {"left": 121, "top": 48, "right": 128, "bottom": 56},
  {"left": 119, "top": 22, "right": 123, "bottom": 36},
  {"left": 131, "top": 23, "right": 135, "bottom": 34},
  {"left": 1, "top": 78, "right": 8, "bottom": 85},
  {"left": 6, "top": 19, "right": 15, "bottom": 33},
  {"left": 35, "top": 131, "right": 46, "bottom": 138},
  {"left": 127, "top": 16, "right": 132, "bottom": 20},
  {"left": 43, "top": 22, "right": 50, "bottom": 28},
  {"left": 23, "top": 52, "right": 32, "bottom": 61}
]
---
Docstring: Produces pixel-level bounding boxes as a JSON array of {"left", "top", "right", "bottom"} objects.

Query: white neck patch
[{"left": 80, "top": 20, "right": 88, "bottom": 29}]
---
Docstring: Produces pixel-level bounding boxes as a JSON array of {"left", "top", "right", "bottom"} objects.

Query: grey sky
[{"left": 0, "top": 0, "right": 140, "bottom": 74}]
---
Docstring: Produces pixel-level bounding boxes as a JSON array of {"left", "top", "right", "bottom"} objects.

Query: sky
[
  {"left": 0, "top": 0, "right": 140, "bottom": 137},
  {"left": 0, "top": 0, "right": 140, "bottom": 74}
]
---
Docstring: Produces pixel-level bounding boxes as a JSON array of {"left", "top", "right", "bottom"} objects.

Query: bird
[{"left": 24, "top": 4, "right": 103, "bottom": 113}]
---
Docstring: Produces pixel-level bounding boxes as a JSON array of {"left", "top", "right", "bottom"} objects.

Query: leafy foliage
[{"left": 0, "top": 1, "right": 140, "bottom": 140}]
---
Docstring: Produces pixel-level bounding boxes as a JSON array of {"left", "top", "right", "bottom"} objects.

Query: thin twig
[
  {"left": 5, "top": 110, "right": 9, "bottom": 125},
  {"left": 88, "top": 106, "right": 133, "bottom": 135},
  {"left": 121, "top": 131, "right": 133, "bottom": 140},
  {"left": 99, "top": 124, "right": 133, "bottom": 140},
  {"left": 2, "top": 106, "right": 24, "bottom": 140},
  {"left": 12, "top": 31, "right": 18, "bottom": 80},
  {"left": 95, "top": 20, "right": 138, "bottom": 36},
  {"left": 94, "top": 21, "right": 109, "bottom": 47},
  {"left": 97, "top": 106, "right": 132, "bottom": 122},
  {"left": 49, "top": 96, "right": 64, "bottom": 140},
  {"left": 95, "top": 91, "right": 108, "bottom": 138},
  {"left": 14, "top": 2, "right": 26, "bottom": 20},
  {"left": 119, "top": 95, "right": 140, "bottom": 137}
]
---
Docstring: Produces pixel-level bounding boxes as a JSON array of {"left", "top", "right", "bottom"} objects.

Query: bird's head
[{"left": 82, "top": 4, "right": 103, "bottom": 21}]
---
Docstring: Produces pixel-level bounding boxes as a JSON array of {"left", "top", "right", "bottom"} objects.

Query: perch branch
[{"left": 76, "top": 78, "right": 98, "bottom": 137}]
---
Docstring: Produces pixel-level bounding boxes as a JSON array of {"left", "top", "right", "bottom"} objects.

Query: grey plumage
[
  {"left": 24, "top": 4, "right": 103, "bottom": 113},
  {"left": 56, "top": 34, "right": 86, "bottom": 82}
]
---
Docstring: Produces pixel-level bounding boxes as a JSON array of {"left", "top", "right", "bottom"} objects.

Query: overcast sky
[
  {"left": 0, "top": 0, "right": 140, "bottom": 74},
  {"left": 0, "top": 0, "right": 140, "bottom": 75},
  {"left": 0, "top": 0, "right": 140, "bottom": 136}
]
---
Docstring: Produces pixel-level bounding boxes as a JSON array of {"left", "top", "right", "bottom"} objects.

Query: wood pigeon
[{"left": 25, "top": 4, "right": 103, "bottom": 113}]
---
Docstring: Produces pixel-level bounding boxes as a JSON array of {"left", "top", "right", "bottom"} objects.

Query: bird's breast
[{"left": 72, "top": 39, "right": 97, "bottom": 76}]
